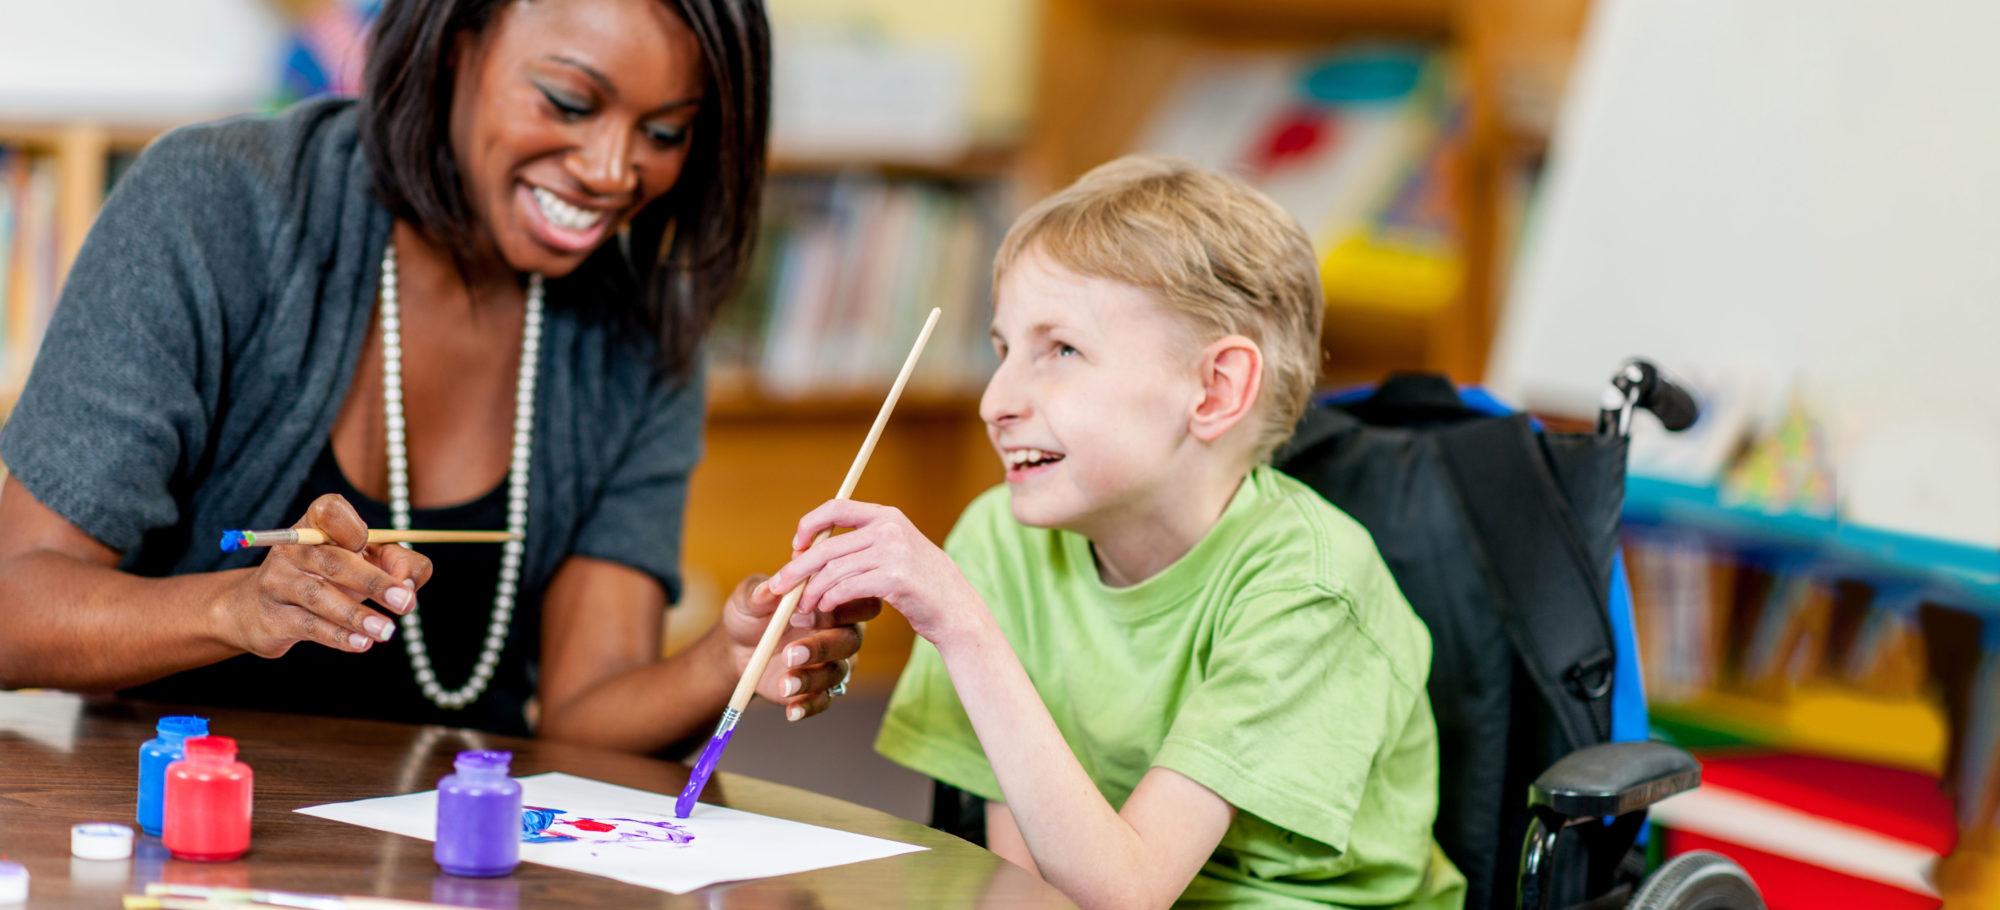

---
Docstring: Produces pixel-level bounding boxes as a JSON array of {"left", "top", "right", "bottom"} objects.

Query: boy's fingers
[
  {"left": 796, "top": 553, "right": 872, "bottom": 617},
  {"left": 768, "top": 528, "right": 875, "bottom": 597},
  {"left": 790, "top": 499, "right": 894, "bottom": 551}
]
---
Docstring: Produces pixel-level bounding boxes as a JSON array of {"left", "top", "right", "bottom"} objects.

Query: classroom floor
[{"left": 721, "top": 689, "right": 933, "bottom": 824}]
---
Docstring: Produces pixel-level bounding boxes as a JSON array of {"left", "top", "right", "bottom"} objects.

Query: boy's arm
[
  {"left": 772, "top": 500, "right": 1235, "bottom": 910},
  {"left": 984, "top": 803, "right": 1039, "bottom": 875},
  {"left": 940, "top": 611, "right": 1234, "bottom": 909}
]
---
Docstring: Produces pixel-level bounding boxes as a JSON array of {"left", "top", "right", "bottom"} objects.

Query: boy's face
[{"left": 981, "top": 248, "right": 1204, "bottom": 532}]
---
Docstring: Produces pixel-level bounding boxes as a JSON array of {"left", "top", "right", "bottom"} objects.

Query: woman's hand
[
  {"left": 220, "top": 494, "right": 433, "bottom": 658},
  {"left": 718, "top": 572, "right": 880, "bottom": 721},
  {"left": 766, "top": 500, "right": 985, "bottom": 650}
]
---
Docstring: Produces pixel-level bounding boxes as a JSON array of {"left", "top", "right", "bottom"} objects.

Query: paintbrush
[
  {"left": 135, "top": 882, "right": 459, "bottom": 909},
  {"left": 674, "top": 307, "right": 942, "bottom": 818},
  {"left": 220, "top": 528, "right": 518, "bottom": 552}
]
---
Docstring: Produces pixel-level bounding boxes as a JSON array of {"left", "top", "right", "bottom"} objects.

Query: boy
[{"left": 766, "top": 156, "right": 1465, "bottom": 908}]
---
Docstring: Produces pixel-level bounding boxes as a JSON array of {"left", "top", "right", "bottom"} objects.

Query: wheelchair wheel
[{"left": 1629, "top": 850, "right": 1764, "bottom": 910}]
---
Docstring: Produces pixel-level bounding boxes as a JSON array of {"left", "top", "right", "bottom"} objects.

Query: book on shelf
[
  {"left": 1135, "top": 43, "right": 1463, "bottom": 314},
  {"left": 710, "top": 173, "right": 1000, "bottom": 401},
  {"left": 1, "top": 146, "right": 62, "bottom": 381}
]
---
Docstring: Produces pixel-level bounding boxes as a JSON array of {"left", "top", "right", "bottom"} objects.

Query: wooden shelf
[
  {"left": 1079, "top": 0, "right": 1458, "bottom": 37},
  {"left": 706, "top": 372, "right": 982, "bottom": 422},
  {"left": 767, "top": 146, "right": 1019, "bottom": 183},
  {"left": 0, "top": 120, "right": 168, "bottom": 153}
]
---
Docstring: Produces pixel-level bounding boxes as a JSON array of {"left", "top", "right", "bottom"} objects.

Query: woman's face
[{"left": 451, "top": 0, "right": 705, "bottom": 278}]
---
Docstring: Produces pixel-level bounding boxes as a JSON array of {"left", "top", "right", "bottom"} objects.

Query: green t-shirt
[{"left": 876, "top": 466, "right": 1465, "bottom": 908}]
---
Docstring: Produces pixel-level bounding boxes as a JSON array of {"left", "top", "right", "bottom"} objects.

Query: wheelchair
[{"left": 930, "top": 360, "right": 1762, "bottom": 909}]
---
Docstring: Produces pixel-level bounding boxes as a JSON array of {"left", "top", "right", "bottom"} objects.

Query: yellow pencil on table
[
  {"left": 673, "top": 306, "right": 942, "bottom": 818},
  {"left": 134, "top": 882, "right": 460, "bottom": 909},
  {"left": 219, "top": 528, "right": 518, "bottom": 552}
]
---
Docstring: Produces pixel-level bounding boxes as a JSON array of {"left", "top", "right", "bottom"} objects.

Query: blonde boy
[{"left": 767, "top": 156, "right": 1465, "bottom": 908}]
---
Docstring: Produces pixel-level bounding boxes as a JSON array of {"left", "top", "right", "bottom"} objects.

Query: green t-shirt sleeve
[
  {"left": 873, "top": 492, "right": 1006, "bottom": 801},
  {"left": 1153, "top": 584, "right": 1412, "bottom": 855}
]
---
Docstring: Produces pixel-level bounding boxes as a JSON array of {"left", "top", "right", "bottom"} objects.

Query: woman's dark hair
[{"left": 360, "top": 0, "right": 769, "bottom": 375}]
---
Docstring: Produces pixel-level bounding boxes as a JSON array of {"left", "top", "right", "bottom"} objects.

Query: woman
[{"left": 0, "top": 0, "right": 872, "bottom": 752}]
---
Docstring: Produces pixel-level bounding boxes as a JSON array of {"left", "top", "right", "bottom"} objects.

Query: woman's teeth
[
  {"left": 1005, "top": 448, "right": 1063, "bottom": 468},
  {"left": 532, "top": 186, "right": 606, "bottom": 231}
]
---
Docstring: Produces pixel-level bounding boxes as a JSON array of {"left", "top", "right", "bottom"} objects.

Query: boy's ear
[{"left": 1189, "top": 335, "right": 1263, "bottom": 444}]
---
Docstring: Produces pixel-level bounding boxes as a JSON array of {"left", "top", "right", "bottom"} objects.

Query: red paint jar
[{"left": 162, "top": 735, "right": 253, "bottom": 861}]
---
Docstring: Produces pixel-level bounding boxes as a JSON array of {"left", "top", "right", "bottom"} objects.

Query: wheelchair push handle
[{"left": 1598, "top": 359, "right": 1699, "bottom": 437}]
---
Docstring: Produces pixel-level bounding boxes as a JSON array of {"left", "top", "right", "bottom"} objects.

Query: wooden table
[{"left": 0, "top": 692, "right": 1072, "bottom": 908}]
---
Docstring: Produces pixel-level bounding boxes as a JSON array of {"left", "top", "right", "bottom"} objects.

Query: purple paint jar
[{"left": 434, "top": 750, "right": 522, "bottom": 878}]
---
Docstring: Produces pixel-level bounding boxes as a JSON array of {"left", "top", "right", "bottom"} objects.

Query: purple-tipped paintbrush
[{"left": 674, "top": 307, "right": 942, "bottom": 818}]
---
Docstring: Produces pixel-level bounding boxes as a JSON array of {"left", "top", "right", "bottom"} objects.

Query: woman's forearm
[
  {"left": 935, "top": 612, "right": 1173, "bottom": 910},
  {"left": 534, "top": 625, "right": 736, "bottom": 754},
  {"left": 0, "top": 551, "right": 246, "bottom": 691}
]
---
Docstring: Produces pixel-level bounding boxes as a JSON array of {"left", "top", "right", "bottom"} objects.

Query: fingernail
[
  {"left": 347, "top": 632, "right": 369, "bottom": 650},
  {"left": 787, "top": 645, "right": 808, "bottom": 668},
  {"left": 401, "top": 578, "right": 416, "bottom": 589},
  {"left": 384, "top": 586, "right": 413, "bottom": 612},
  {"left": 365, "top": 616, "right": 394, "bottom": 642},
  {"left": 784, "top": 676, "right": 801, "bottom": 696},
  {"left": 790, "top": 611, "right": 812, "bottom": 628},
  {"left": 787, "top": 705, "right": 804, "bottom": 722}
]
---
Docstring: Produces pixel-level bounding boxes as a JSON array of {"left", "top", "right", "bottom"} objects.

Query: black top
[{"left": 131, "top": 442, "right": 537, "bottom": 735}]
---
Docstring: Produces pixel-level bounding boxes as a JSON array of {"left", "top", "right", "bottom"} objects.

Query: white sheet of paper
[{"left": 295, "top": 771, "right": 926, "bottom": 894}]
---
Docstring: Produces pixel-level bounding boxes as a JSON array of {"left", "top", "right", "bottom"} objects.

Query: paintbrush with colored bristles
[
  {"left": 674, "top": 306, "right": 941, "bottom": 819},
  {"left": 219, "top": 528, "right": 518, "bottom": 552}
]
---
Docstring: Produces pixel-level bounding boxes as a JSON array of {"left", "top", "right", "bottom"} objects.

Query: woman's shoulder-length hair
[{"left": 359, "top": 0, "right": 769, "bottom": 376}]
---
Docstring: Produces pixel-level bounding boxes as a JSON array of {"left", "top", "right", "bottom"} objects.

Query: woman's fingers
[
  {"left": 300, "top": 543, "right": 411, "bottom": 617},
  {"left": 782, "top": 659, "right": 850, "bottom": 699},
  {"left": 302, "top": 494, "right": 370, "bottom": 550},
  {"left": 368, "top": 541, "right": 435, "bottom": 589},
  {"left": 785, "top": 690, "right": 835, "bottom": 722},
  {"left": 285, "top": 605, "right": 372, "bottom": 655},
  {"left": 275, "top": 560, "right": 396, "bottom": 644}
]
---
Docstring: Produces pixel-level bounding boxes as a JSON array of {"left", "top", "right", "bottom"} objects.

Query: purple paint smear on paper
[
  {"left": 674, "top": 726, "right": 734, "bottom": 818},
  {"left": 520, "top": 805, "right": 695, "bottom": 847}
]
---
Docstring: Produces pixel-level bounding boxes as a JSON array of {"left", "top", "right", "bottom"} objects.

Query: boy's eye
[
  {"left": 538, "top": 86, "right": 592, "bottom": 121},
  {"left": 1054, "top": 343, "right": 1079, "bottom": 358}
]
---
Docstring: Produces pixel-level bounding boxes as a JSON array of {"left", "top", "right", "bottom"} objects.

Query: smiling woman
[{"left": 0, "top": 0, "right": 872, "bottom": 756}]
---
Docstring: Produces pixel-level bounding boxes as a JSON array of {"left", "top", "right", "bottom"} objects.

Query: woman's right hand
[{"left": 222, "top": 494, "right": 434, "bottom": 658}]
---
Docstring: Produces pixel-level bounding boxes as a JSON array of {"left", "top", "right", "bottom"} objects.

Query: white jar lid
[
  {"left": 0, "top": 860, "right": 27, "bottom": 903},
  {"left": 71, "top": 822, "right": 135, "bottom": 861}
]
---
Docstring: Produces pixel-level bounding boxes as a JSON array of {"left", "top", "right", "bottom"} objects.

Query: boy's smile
[{"left": 981, "top": 247, "right": 1205, "bottom": 537}]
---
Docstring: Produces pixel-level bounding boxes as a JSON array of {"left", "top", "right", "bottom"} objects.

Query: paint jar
[
  {"left": 0, "top": 860, "right": 26, "bottom": 904},
  {"left": 162, "top": 735, "right": 253, "bottom": 861},
  {"left": 434, "top": 750, "right": 521, "bottom": 878},
  {"left": 138, "top": 715, "right": 209, "bottom": 836}
]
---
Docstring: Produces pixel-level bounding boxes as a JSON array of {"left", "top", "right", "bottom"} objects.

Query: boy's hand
[{"left": 768, "top": 500, "right": 984, "bottom": 648}]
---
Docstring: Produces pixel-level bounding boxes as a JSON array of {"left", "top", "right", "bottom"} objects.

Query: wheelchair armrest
[{"left": 1529, "top": 741, "right": 1700, "bottom": 820}]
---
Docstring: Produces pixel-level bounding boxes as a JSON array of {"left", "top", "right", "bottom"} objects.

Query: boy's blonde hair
[{"left": 993, "top": 155, "right": 1324, "bottom": 463}]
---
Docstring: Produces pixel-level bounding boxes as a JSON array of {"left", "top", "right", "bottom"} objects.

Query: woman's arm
[
  {"left": 534, "top": 559, "right": 878, "bottom": 754},
  {"left": 0, "top": 478, "right": 431, "bottom": 691}
]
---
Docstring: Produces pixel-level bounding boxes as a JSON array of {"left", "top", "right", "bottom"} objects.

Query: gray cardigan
[{"left": 0, "top": 97, "right": 702, "bottom": 603}]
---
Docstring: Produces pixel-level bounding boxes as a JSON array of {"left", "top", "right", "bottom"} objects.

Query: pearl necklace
[{"left": 378, "top": 244, "right": 543, "bottom": 710}]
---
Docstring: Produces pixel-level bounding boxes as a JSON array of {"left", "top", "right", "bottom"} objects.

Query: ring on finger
[{"left": 829, "top": 659, "right": 853, "bottom": 698}]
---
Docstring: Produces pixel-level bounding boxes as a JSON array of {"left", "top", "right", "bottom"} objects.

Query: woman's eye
[
  {"left": 1054, "top": 343, "right": 1079, "bottom": 358},
  {"left": 644, "top": 123, "right": 689, "bottom": 149},
  {"left": 539, "top": 87, "right": 591, "bottom": 121}
]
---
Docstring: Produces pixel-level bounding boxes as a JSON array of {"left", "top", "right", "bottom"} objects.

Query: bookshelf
[{"left": 1024, "top": 0, "right": 1593, "bottom": 385}]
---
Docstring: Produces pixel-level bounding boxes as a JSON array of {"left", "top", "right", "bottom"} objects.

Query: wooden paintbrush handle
[{"left": 725, "top": 308, "right": 942, "bottom": 713}]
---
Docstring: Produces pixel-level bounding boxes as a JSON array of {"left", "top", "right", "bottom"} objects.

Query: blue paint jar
[
  {"left": 435, "top": 750, "right": 521, "bottom": 878},
  {"left": 137, "top": 715, "right": 208, "bottom": 836}
]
